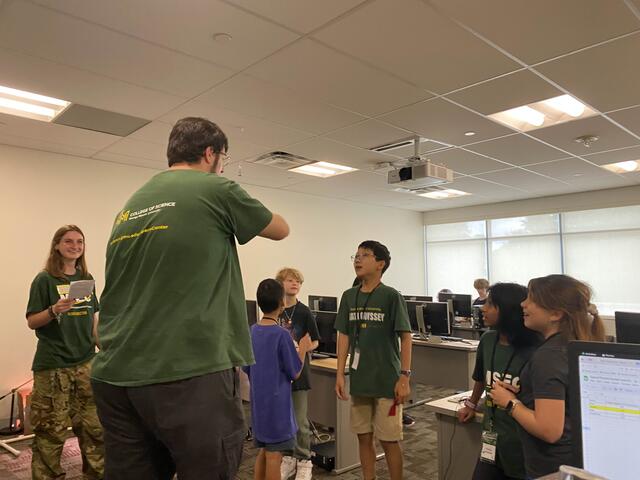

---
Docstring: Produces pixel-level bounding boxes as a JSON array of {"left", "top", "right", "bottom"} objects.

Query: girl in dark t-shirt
[{"left": 490, "top": 274, "right": 605, "bottom": 479}]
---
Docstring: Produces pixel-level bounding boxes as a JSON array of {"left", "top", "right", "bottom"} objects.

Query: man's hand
[
  {"left": 394, "top": 375, "right": 411, "bottom": 404},
  {"left": 335, "top": 373, "right": 349, "bottom": 401}
]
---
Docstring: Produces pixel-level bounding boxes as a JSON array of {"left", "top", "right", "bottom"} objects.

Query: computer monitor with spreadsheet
[
  {"left": 438, "top": 293, "right": 472, "bottom": 318},
  {"left": 569, "top": 341, "right": 640, "bottom": 480},
  {"left": 308, "top": 295, "right": 338, "bottom": 313},
  {"left": 615, "top": 311, "right": 640, "bottom": 344},
  {"left": 315, "top": 311, "right": 338, "bottom": 356},
  {"left": 246, "top": 300, "right": 258, "bottom": 326}
]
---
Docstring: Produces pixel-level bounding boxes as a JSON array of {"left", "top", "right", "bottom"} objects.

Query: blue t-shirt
[{"left": 243, "top": 324, "right": 302, "bottom": 444}]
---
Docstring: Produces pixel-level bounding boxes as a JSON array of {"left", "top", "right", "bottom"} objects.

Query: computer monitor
[
  {"left": 308, "top": 295, "right": 338, "bottom": 313},
  {"left": 615, "top": 311, "right": 640, "bottom": 344},
  {"left": 315, "top": 311, "right": 338, "bottom": 356},
  {"left": 439, "top": 293, "right": 472, "bottom": 318},
  {"left": 403, "top": 295, "right": 433, "bottom": 303},
  {"left": 423, "top": 302, "right": 451, "bottom": 336},
  {"left": 569, "top": 341, "right": 640, "bottom": 480},
  {"left": 405, "top": 300, "right": 428, "bottom": 332},
  {"left": 246, "top": 300, "right": 258, "bottom": 326}
]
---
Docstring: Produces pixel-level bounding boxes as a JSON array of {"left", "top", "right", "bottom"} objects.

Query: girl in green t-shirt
[
  {"left": 26, "top": 225, "right": 104, "bottom": 479},
  {"left": 458, "top": 283, "right": 541, "bottom": 480}
]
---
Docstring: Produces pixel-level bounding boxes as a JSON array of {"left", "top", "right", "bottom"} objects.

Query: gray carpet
[{"left": 0, "top": 384, "right": 455, "bottom": 479}]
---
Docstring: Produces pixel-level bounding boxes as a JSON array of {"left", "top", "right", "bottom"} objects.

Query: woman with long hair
[
  {"left": 458, "top": 283, "right": 541, "bottom": 480},
  {"left": 26, "top": 225, "right": 104, "bottom": 479},
  {"left": 490, "top": 274, "right": 605, "bottom": 479}
]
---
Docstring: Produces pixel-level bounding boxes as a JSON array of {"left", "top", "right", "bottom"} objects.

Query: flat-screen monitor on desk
[
  {"left": 403, "top": 295, "right": 432, "bottom": 303},
  {"left": 308, "top": 295, "right": 338, "bottom": 313},
  {"left": 315, "top": 311, "right": 338, "bottom": 356},
  {"left": 423, "top": 302, "right": 451, "bottom": 336},
  {"left": 569, "top": 341, "right": 640, "bottom": 480},
  {"left": 615, "top": 311, "right": 640, "bottom": 344},
  {"left": 246, "top": 300, "right": 258, "bottom": 326},
  {"left": 439, "top": 293, "right": 472, "bottom": 318},
  {"left": 406, "top": 300, "right": 428, "bottom": 332}
]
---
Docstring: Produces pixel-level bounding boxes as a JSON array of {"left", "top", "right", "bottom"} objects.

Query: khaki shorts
[{"left": 350, "top": 396, "right": 403, "bottom": 442}]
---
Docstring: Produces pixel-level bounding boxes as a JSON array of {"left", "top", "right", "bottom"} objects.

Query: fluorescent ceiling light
[
  {"left": 505, "top": 106, "right": 545, "bottom": 127},
  {"left": 0, "top": 85, "right": 70, "bottom": 122},
  {"left": 488, "top": 94, "right": 594, "bottom": 132},
  {"left": 418, "top": 188, "right": 470, "bottom": 199},
  {"left": 290, "top": 161, "right": 357, "bottom": 178},
  {"left": 543, "top": 94, "right": 585, "bottom": 117},
  {"left": 601, "top": 160, "right": 640, "bottom": 174}
]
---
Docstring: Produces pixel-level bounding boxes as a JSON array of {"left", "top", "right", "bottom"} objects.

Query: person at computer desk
[
  {"left": 437, "top": 288, "right": 452, "bottom": 302},
  {"left": 458, "top": 283, "right": 540, "bottom": 480},
  {"left": 489, "top": 275, "right": 605, "bottom": 479},
  {"left": 473, "top": 278, "right": 490, "bottom": 306}
]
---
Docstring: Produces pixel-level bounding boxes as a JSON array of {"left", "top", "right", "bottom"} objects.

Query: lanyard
[
  {"left": 280, "top": 301, "right": 298, "bottom": 326},
  {"left": 488, "top": 336, "right": 519, "bottom": 423},
  {"left": 352, "top": 282, "right": 381, "bottom": 346}
]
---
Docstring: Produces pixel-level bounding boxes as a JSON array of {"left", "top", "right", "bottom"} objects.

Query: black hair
[
  {"left": 257, "top": 279, "right": 284, "bottom": 314},
  {"left": 167, "top": 117, "right": 229, "bottom": 167},
  {"left": 488, "top": 283, "right": 541, "bottom": 348},
  {"left": 358, "top": 240, "right": 391, "bottom": 274}
]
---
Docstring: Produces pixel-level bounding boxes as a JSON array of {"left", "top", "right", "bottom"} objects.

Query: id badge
[
  {"left": 351, "top": 348, "right": 361, "bottom": 370},
  {"left": 480, "top": 430, "right": 498, "bottom": 464}
]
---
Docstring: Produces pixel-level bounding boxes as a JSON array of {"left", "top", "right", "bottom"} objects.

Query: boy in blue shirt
[{"left": 244, "top": 279, "right": 312, "bottom": 480}]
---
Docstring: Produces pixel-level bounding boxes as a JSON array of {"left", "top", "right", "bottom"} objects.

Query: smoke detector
[{"left": 574, "top": 135, "right": 599, "bottom": 148}]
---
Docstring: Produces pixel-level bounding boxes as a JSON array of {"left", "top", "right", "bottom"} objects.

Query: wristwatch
[
  {"left": 506, "top": 399, "right": 522, "bottom": 416},
  {"left": 400, "top": 370, "right": 412, "bottom": 378}
]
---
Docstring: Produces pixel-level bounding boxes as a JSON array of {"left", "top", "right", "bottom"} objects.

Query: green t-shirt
[
  {"left": 92, "top": 170, "right": 272, "bottom": 387},
  {"left": 334, "top": 283, "right": 411, "bottom": 398},
  {"left": 472, "top": 330, "right": 537, "bottom": 479},
  {"left": 26, "top": 270, "right": 98, "bottom": 371}
]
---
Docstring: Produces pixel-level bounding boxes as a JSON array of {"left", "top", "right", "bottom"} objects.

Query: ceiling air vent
[{"left": 252, "top": 151, "right": 312, "bottom": 170}]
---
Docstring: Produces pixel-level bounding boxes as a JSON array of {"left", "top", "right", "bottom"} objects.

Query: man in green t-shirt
[
  {"left": 90, "top": 117, "right": 290, "bottom": 480},
  {"left": 335, "top": 240, "right": 412, "bottom": 480}
]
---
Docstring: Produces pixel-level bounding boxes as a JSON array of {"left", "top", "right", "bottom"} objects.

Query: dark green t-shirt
[
  {"left": 334, "top": 283, "right": 411, "bottom": 399},
  {"left": 472, "top": 330, "right": 537, "bottom": 479},
  {"left": 26, "top": 270, "right": 98, "bottom": 371},
  {"left": 92, "top": 169, "right": 272, "bottom": 386}
]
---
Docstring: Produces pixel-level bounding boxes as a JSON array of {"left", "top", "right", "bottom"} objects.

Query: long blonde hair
[
  {"left": 528, "top": 274, "right": 605, "bottom": 342},
  {"left": 45, "top": 225, "right": 89, "bottom": 279}
]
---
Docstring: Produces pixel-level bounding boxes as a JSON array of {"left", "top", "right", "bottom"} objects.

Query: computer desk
[
  {"left": 424, "top": 391, "right": 483, "bottom": 480},
  {"left": 411, "top": 339, "right": 478, "bottom": 390},
  {"left": 452, "top": 325, "right": 488, "bottom": 341}
]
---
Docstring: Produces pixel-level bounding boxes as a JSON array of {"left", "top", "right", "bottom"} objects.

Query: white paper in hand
[{"left": 67, "top": 280, "right": 95, "bottom": 300}]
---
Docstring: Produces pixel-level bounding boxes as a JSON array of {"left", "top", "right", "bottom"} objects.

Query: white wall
[
  {"left": 0, "top": 144, "right": 425, "bottom": 414},
  {"left": 422, "top": 185, "right": 640, "bottom": 225}
]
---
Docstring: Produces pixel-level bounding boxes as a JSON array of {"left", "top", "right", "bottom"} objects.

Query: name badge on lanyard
[
  {"left": 480, "top": 429, "right": 498, "bottom": 464},
  {"left": 351, "top": 348, "right": 361, "bottom": 370}
]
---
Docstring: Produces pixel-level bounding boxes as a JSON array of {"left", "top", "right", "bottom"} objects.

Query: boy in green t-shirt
[{"left": 335, "top": 240, "right": 412, "bottom": 480}]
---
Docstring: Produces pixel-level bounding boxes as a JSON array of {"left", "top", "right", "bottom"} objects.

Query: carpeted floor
[{"left": 0, "top": 384, "right": 455, "bottom": 479}]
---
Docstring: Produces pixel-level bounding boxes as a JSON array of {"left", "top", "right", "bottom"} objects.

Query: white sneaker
[
  {"left": 280, "top": 455, "right": 297, "bottom": 480},
  {"left": 294, "top": 459, "right": 313, "bottom": 480}
]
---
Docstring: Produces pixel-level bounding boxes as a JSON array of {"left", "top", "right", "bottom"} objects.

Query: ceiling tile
[
  {"left": 284, "top": 137, "right": 398, "bottom": 170},
  {"left": 33, "top": 0, "right": 299, "bottom": 70},
  {"left": 284, "top": 170, "right": 387, "bottom": 198},
  {"left": 379, "top": 98, "right": 513, "bottom": 146},
  {"left": 313, "top": 0, "right": 518, "bottom": 94},
  {"left": 388, "top": 140, "right": 451, "bottom": 159},
  {"left": 102, "top": 138, "right": 168, "bottom": 162},
  {"left": 446, "top": 175, "right": 524, "bottom": 197},
  {"left": 343, "top": 189, "right": 425, "bottom": 209},
  {"left": 160, "top": 101, "right": 312, "bottom": 150},
  {"left": 324, "top": 120, "right": 413, "bottom": 150},
  {"left": 0, "top": 131, "right": 103, "bottom": 158},
  {"left": 528, "top": 116, "right": 640, "bottom": 155},
  {"left": 581, "top": 145, "right": 640, "bottom": 165},
  {"left": 607, "top": 105, "right": 640, "bottom": 137},
  {"left": 92, "top": 151, "right": 165, "bottom": 170},
  {"left": 536, "top": 33, "right": 640, "bottom": 113},
  {"left": 224, "top": 161, "right": 309, "bottom": 188},
  {"left": 466, "top": 134, "right": 569, "bottom": 166},
  {"left": 427, "top": 148, "right": 511, "bottom": 175},
  {"left": 246, "top": 39, "right": 431, "bottom": 116},
  {"left": 226, "top": 0, "right": 367, "bottom": 33},
  {"left": 446, "top": 70, "right": 562, "bottom": 115},
  {"left": 0, "top": 2, "right": 233, "bottom": 98},
  {"left": 431, "top": 0, "right": 640, "bottom": 64},
  {"left": 561, "top": 174, "right": 636, "bottom": 192},
  {"left": 0, "top": 49, "right": 184, "bottom": 119},
  {"left": 475, "top": 168, "right": 567, "bottom": 193},
  {"left": 128, "top": 121, "right": 174, "bottom": 144},
  {"left": 524, "top": 157, "right": 620, "bottom": 183},
  {"left": 197, "top": 74, "right": 365, "bottom": 135}
]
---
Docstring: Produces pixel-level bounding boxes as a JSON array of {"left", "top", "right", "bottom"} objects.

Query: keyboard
[
  {"left": 439, "top": 335, "right": 464, "bottom": 342},
  {"left": 311, "top": 352, "right": 330, "bottom": 359}
]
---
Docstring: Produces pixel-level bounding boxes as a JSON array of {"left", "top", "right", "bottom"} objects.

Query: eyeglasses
[
  {"left": 351, "top": 253, "right": 374, "bottom": 262},
  {"left": 219, "top": 151, "right": 231, "bottom": 167}
]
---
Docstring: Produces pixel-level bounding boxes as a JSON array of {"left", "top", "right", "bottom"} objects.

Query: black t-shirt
[
  {"left": 279, "top": 301, "right": 320, "bottom": 391},
  {"left": 517, "top": 333, "right": 575, "bottom": 478},
  {"left": 473, "top": 297, "right": 487, "bottom": 306}
]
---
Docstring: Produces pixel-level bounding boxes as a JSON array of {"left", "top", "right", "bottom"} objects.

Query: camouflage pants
[{"left": 30, "top": 360, "right": 104, "bottom": 480}]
